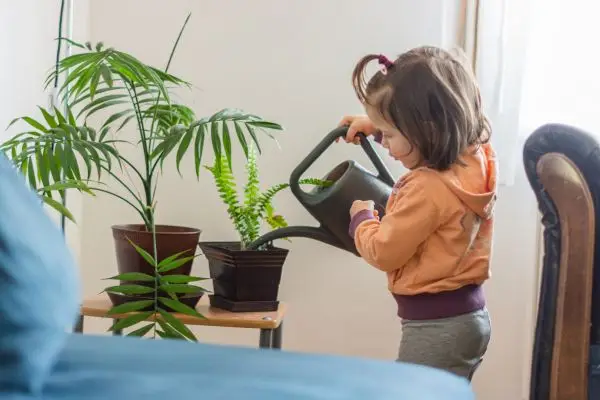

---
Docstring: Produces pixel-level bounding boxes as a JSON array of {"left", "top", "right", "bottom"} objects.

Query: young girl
[{"left": 342, "top": 46, "right": 496, "bottom": 380}]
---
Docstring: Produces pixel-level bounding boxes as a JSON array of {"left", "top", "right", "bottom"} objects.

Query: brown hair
[{"left": 352, "top": 46, "right": 491, "bottom": 170}]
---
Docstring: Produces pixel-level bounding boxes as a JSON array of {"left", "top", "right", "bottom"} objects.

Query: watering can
[{"left": 249, "top": 126, "right": 395, "bottom": 256}]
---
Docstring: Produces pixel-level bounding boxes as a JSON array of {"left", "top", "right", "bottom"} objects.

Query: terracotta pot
[
  {"left": 112, "top": 224, "right": 202, "bottom": 278},
  {"left": 199, "top": 241, "right": 288, "bottom": 312}
]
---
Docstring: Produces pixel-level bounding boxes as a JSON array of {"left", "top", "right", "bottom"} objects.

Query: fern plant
[{"left": 206, "top": 146, "right": 330, "bottom": 249}]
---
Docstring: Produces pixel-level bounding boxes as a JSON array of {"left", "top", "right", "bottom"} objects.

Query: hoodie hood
[{"left": 437, "top": 143, "right": 497, "bottom": 220}]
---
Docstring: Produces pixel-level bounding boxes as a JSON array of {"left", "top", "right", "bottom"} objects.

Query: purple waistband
[{"left": 393, "top": 284, "right": 485, "bottom": 320}]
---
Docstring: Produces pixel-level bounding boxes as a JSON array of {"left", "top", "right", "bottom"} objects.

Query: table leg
[
  {"left": 74, "top": 314, "right": 84, "bottom": 333},
  {"left": 259, "top": 329, "right": 273, "bottom": 349},
  {"left": 272, "top": 322, "right": 283, "bottom": 350},
  {"left": 113, "top": 319, "right": 123, "bottom": 336}
]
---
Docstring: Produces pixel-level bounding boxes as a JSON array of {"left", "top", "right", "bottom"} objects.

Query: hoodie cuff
[
  {"left": 349, "top": 209, "right": 376, "bottom": 238},
  {"left": 374, "top": 131, "right": 383, "bottom": 144}
]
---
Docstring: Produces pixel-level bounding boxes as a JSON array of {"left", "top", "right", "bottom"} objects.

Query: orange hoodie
[{"left": 349, "top": 143, "right": 497, "bottom": 320}]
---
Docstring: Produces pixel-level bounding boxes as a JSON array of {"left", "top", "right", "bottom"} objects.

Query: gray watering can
[{"left": 249, "top": 127, "right": 395, "bottom": 256}]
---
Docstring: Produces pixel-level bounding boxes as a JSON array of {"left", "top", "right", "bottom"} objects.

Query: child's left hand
[{"left": 350, "top": 200, "right": 375, "bottom": 218}]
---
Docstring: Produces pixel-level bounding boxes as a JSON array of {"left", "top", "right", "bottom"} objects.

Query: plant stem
[
  {"left": 91, "top": 187, "right": 150, "bottom": 227},
  {"left": 53, "top": 0, "right": 66, "bottom": 89},
  {"left": 54, "top": 0, "right": 67, "bottom": 234},
  {"left": 131, "top": 86, "right": 154, "bottom": 225},
  {"left": 117, "top": 155, "right": 146, "bottom": 184},
  {"left": 124, "top": 80, "right": 154, "bottom": 228},
  {"left": 165, "top": 13, "right": 191, "bottom": 73},
  {"left": 149, "top": 154, "right": 165, "bottom": 179},
  {"left": 149, "top": 206, "right": 159, "bottom": 340},
  {"left": 101, "top": 167, "right": 147, "bottom": 211},
  {"left": 147, "top": 13, "right": 192, "bottom": 164}
]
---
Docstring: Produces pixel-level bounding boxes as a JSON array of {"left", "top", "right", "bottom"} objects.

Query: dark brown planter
[
  {"left": 198, "top": 241, "right": 288, "bottom": 312},
  {"left": 111, "top": 224, "right": 201, "bottom": 306}
]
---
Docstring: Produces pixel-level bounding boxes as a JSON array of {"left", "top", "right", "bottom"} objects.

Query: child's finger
[
  {"left": 338, "top": 116, "right": 352, "bottom": 127},
  {"left": 337, "top": 118, "right": 350, "bottom": 143},
  {"left": 345, "top": 125, "right": 357, "bottom": 142}
]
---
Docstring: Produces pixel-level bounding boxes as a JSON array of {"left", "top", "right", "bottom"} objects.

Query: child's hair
[{"left": 352, "top": 46, "right": 491, "bottom": 170}]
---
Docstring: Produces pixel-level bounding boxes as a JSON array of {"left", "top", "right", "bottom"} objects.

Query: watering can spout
[
  {"left": 254, "top": 126, "right": 395, "bottom": 256},
  {"left": 247, "top": 226, "right": 344, "bottom": 251}
]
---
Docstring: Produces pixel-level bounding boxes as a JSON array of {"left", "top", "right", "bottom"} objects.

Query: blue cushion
[
  {"left": 0, "top": 154, "right": 79, "bottom": 394},
  {"left": 43, "top": 334, "right": 474, "bottom": 399}
]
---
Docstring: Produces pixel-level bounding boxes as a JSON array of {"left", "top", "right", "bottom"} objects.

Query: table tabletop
[{"left": 81, "top": 295, "right": 286, "bottom": 330}]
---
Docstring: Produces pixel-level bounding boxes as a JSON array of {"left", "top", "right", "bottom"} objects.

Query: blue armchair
[{"left": 0, "top": 153, "right": 474, "bottom": 399}]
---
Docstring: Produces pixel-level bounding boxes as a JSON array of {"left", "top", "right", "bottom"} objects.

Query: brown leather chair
[{"left": 523, "top": 123, "right": 600, "bottom": 400}]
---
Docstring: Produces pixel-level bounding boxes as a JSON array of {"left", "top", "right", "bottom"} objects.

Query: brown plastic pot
[
  {"left": 199, "top": 241, "right": 288, "bottom": 312},
  {"left": 112, "top": 224, "right": 201, "bottom": 278}
]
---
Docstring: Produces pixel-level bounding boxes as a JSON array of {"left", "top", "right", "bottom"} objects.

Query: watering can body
[{"left": 250, "top": 127, "right": 395, "bottom": 256}]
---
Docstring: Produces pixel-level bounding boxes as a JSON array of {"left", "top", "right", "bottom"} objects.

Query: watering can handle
[
  {"left": 290, "top": 126, "right": 395, "bottom": 199},
  {"left": 357, "top": 130, "right": 396, "bottom": 186}
]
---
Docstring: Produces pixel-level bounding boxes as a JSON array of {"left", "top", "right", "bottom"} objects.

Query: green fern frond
[
  {"left": 255, "top": 183, "right": 289, "bottom": 221},
  {"left": 255, "top": 178, "right": 330, "bottom": 221},
  {"left": 207, "top": 144, "right": 331, "bottom": 248},
  {"left": 264, "top": 202, "right": 290, "bottom": 242},
  {"left": 205, "top": 155, "right": 246, "bottom": 239},
  {"left": 242, "top": 210, "right": 259, "bottom": 246},
  {"left": 298, "top": 177, "right": 333, "bottom": 187},
  {"left": 244, "top": 145, "right": 260, "bottom": 210},
  {"left": 241, "top": 145, "right": 261, "bottom": 245},
  {"left": 266, "top": 214, "right": 289, "bottom": 230}
]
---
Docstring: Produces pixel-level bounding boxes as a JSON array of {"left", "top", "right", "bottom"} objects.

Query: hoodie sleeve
[{"left": 352, "top": 174, "right": 443, "bottom": 272}]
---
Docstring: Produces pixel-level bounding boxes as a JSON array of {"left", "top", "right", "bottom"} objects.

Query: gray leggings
[{"left": 397, "top": 308, "right": 491, "bottom": 380}]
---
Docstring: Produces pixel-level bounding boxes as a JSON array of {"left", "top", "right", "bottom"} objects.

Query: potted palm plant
[
  {"left": 200, "top": 146, "right": 329, "bottom": 312},
  {"left": 1, "top": 14, "right": 282, "bottom": 333}
]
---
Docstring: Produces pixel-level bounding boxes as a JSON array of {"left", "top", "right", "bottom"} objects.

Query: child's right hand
[{"left": 337, "top": 115, "right": 378, "bottom": 144}]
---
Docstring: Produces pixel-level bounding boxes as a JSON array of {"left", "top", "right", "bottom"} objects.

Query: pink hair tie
[{"left": 378, "top": 54, "right": 394, "bottom": 70}]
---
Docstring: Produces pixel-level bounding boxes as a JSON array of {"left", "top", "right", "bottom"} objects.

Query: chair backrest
[{"left": 523, "top": 123, "right": 600, "bottom": 400}]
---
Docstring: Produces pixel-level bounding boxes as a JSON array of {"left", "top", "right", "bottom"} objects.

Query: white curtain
[
  {"left": 462, "top": 0, "right": 534, "bottom": 185},
  {"left": 519, "top": 0, "right": 600, "bottom": 138},
  {"left": 466, "top": 0, "right": 600, "bottom": 184}
]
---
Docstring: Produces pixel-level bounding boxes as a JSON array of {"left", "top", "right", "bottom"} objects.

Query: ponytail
[{"left": 351, "top": 54, "right": 395, "bottom": 104}]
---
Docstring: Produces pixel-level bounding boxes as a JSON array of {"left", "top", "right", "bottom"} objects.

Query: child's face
[{"left": 366, "top": 106, "right": 421, "bottom": 169}]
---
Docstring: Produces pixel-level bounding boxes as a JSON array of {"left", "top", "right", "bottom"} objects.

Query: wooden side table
[{"left": 75, "top": 295, "right": 286, "bottom": 349}]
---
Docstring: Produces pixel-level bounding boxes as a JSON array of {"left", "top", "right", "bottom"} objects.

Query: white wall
[
  {"left": 0, "top": 1, "right": 56, "bottom": 137},
  {"left": 78, "top": 1, "right": 540, "bottom": 399},
  {"left": 0, "top": 0, "right": 90, "bottom": 260}
]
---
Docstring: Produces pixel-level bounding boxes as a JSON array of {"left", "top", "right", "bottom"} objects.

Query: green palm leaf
[
  {"left": 153, "top": 108, "right": 283, "bottom": 176},
  {"left": 2, "top": 106, "right": 120, "bottom": 200},
  {"left": 41, "top": 195, "right": 76, "bottom": 222}
]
